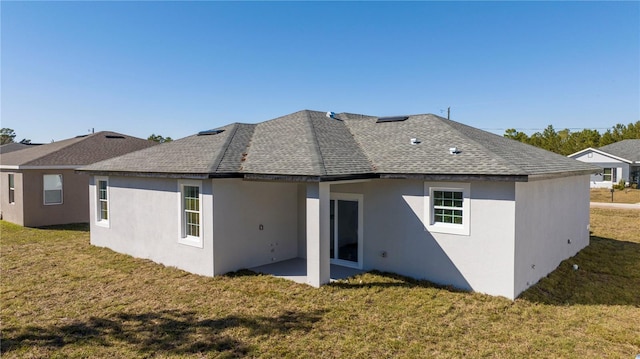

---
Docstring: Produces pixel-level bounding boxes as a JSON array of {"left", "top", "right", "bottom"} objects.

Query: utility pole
[{"left": 447, "top": 107, "right": 450, "bottom": 120}]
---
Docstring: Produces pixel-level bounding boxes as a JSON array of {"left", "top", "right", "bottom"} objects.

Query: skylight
[
  {"left": 376, "top": 116, "right": 409, "bottom": 123},
  {"left": 198, "top": 129, "right": 225, "bottom": 136}
]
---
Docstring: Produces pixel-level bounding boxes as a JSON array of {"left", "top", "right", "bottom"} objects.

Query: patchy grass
[
  {"left": 2, "top": 210, "right": 639, "bottom": 358},
  {"left": 591, "top": 188, "right": 640, "bottom": 203}
]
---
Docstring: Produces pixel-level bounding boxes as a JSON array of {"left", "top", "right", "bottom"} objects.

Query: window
[
  {"left": 43, "top": 174, "right": 63, "bottom": 205},
  {"left": 433, "top": 190, "right": 463, "bottom": 224},
  {"left": 179, "top": 180, "right": 203, "bottom": 248},
  {"left": 96, "top": 177, "right": 109, "bottom": 226},
  {"left": 8, "top": 174, "right": 15, "bottom": 204},
  {"left": 184, "top": 186, "right": 200, "bottom": 237},
  {"left": 424, "top": 182, "right": 470, "bottom": 236},
  {"left": 603, "top": 168, "right": 617, "bottom": 182}
]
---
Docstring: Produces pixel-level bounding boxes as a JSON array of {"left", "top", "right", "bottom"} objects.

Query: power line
[{"left": 481, "top": 127, "right": 612, "bottom": 132}]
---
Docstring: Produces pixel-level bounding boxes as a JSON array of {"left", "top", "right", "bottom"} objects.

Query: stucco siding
[
  {"left": 21, "top": 169, "right": 89, "bottom": 227},
  {"left": 514, "top": 175, "right": 590, "bottom": 297},
  {"left": 211, "top": 179, "right": 299, "bottom": 275},
  {"left": 0, "top": 171, "right": 24, "bottom": 225},
  {"left": 89, "top": 176, "right": 215, "bottom": 276},
  {"left": 331, "top": 179, "right": 517, "bottom": 298},
  {"left": 297, "top": 184, "right": 307, "bottom": 259}
]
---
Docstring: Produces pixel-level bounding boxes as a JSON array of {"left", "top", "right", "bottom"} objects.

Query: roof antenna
[{"left": 440, "top": 107, "right": 451, "bottom": 120}]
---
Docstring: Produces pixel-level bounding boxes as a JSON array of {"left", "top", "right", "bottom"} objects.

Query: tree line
[
  {"left": 3, "top": 122, "right": 638, "bottom": 156},
  {"left": 503, "top": 121, "right": 640, "bottom": 156},
  {"left": 0, "top": 128, "right": 173, "bottom": 145}
]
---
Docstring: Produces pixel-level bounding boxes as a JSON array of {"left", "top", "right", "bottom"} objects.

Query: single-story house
[
  {"left": 568, "top": 139, "right": 640, "bottom": 188},
  {"left": 0, "top": 131, "right": 156, "bottom": 227},
  {"left": 80, "top": 110, "right": 599, "bottom": 299}
]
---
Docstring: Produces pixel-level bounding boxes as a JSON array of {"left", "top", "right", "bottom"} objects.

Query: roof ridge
[
  {"left": 339, "top": 113, "right": 378, "bottom": 172},
  {"left": 305, "top": 110, "right": 329, "bottom": 176},
  {"left": 435, "top": 116, "right": 525, "bottom": 173},
  {"left": 209, "top": 123, "right": 240, "bottom": 173}
]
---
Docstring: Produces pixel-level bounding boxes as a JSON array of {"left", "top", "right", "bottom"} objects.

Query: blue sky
[{"left": 2, "top": 1, "right": 639, "bottom": 143}]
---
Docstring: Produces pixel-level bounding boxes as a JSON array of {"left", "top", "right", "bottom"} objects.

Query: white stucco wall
[
  {"left": 211, "top": 179, "right": 299, "bottom": 275},
  {"left": 331, "top": 179, "right": 517, "bottom": 298},
  {"left": 89, "top": 176, "right": 215, "bottom": 276},
  {"left": 90, "top": 174, "right": 588, "bottom": 299},
  {"left": 513, "top": 175, "right": 590, "bottom": 297}
]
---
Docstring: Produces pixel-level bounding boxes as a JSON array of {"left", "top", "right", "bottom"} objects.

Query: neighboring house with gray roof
[
  {"left": 568, "top": 139, "right": 640, "bottom": 188},
  {"left": 0, "top": 142, "right": 42, "bottom": 154},
  {"left": 80, "top": 110, "right": 598, "bottom": 299},
  {"left": 0, "top": 131, "right": 156, "bottom": 227}
]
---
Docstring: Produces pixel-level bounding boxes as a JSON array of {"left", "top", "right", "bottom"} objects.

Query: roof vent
[
  {"left": 376, "top": 116, "right": 409, "bottom": 123},
  {"left": 449, "top": 147, "right": 460, "bottom": 154},
  {"left": 105, "top": 135, "right": 125, "bottom": 139},
  {"left": 198, "top": 129, "right": 225, "bottom": 136},
  {"left": 325, "top": 111, "right": 341, "bottom": 120},
  {"left": 410, "top": 138, "right": 421, "bottom": 145}
]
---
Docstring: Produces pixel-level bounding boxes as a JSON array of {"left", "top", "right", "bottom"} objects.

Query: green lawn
[{"left": 1, "top": 209, "right": 639, "bottom": 358}]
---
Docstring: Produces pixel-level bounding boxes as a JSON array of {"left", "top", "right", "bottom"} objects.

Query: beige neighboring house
[{"left": 0, "top": 132, "right": 156, "bottom": 227}]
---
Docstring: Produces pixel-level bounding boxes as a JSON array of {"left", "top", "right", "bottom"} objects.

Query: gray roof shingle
[
  {"left": 79, "top": 110, "right": 600, "bottom": 180},
  {"left": 598, "top": 139, "right": 640, "bottom": 162},
  {"left": 0, "top": 131, "right": 156, "bottom": 168},
  {"left": 0, "top": 143, "right": 41, "bottom": 154}
]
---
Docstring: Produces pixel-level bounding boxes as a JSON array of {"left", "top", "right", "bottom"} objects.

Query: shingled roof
[
  {"left": 80, "top": 110, "right": 599, "bottom": 181},
  {"left": 0, "top": 143, "right": 41, "bottom": 154},
  {"left": 598, "top": 139, "right": 640, "bottom": 163},
  {"left": 0, "top": 131, "right": 156, "bottom": 168}
]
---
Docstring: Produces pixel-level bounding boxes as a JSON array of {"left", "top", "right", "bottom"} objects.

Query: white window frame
[
  {"left": 424, "top": 182, "right": 470, "bottom": 236},
  {"left": 43, "top": 174, "right": 63, "bottom": 205},
  {"left": 602, "top": 168, "right": 619, "bottom": 183},
  {"left": 8, "top": 174, "right": 15, "bottom": 204},
  {"left": 95, "top": 176, "right": 110, "bottom": 227},
  {"left": 178, "top": 180, "right": 203, "bottom": 248}
]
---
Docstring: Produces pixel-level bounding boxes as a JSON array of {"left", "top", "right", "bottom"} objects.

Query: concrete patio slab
[{"left": 251, "top": 258, "right": 364, "bottom": 285}]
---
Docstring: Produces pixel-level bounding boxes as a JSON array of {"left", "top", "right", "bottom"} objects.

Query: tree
[
  {"left": 503, "top": 128, "right": 529, "bottom": 143},
  {"left": 1, "top": 128, "right": 16, "bottom": 145},
  {"left": 503, "top": 121, "right": 639, "bottom": 155},
  {"left": 148, "top": 134, "right": 173, "bottom": 143}
]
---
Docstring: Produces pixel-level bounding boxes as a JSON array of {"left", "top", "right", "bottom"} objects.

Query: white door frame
[{"left": 330, "top": 192, "right": 363, "bottom": 269}]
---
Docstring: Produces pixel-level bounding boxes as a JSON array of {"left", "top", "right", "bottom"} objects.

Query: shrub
[{"left": 612, "top": 179, "right": 626, "bottom": 190}]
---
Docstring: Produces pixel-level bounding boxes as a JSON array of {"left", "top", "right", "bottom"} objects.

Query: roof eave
[
  {"left": 379, "top": 173, "right": 529, "bottom": 182},
  {"left": 243, "top": 173, "right": 377, "bottom": 183},
  {"left": 526, "top": 169, "right": 601, "bottom": 182},
  {"left": 76, "top": 170, "right": 212, "bottom": 180}
]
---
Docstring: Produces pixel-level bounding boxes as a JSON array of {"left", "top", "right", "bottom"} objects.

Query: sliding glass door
[{"left": 329, "top": 193, "right": 363, "bottom": 269}]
